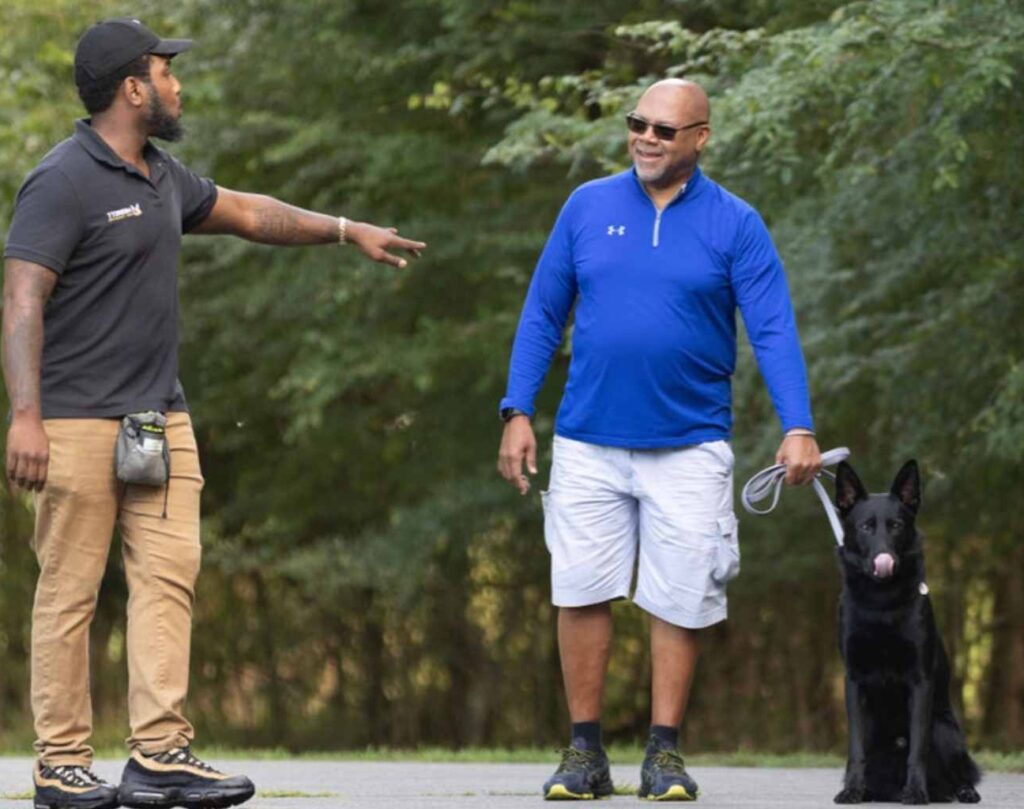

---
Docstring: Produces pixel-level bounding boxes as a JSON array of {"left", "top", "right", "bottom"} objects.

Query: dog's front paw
[
  {"left": 900, "top": 783, "right": 929, "bottom": 804},
  {"left": 834, "top": 787, "right": 865, "bottom": 804},
  {"left": 955, "top": 784, "right": 981, "bottom": 803}
]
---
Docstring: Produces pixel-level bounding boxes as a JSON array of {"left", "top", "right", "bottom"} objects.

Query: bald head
[{"left": 639, "top": 79, "right": 710, "bottom": 124}]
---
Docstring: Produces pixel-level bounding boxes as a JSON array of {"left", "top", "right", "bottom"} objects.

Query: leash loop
[{"left": 740, "top": 447, "right": 851, "bottom": 546}]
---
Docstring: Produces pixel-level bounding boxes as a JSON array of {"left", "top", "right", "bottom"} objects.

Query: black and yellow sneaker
[
  {"left": 33, "top": 762, "right": 119, "bottom": 809},
  {"left": 117, "top": 748, "right": 254, "bottom": 809},
  {"left": 542, "top": 745, "right": 614, "bottom": 800},
  {"left": 638, "top": 736, "right": 699, "bottom": 801}
]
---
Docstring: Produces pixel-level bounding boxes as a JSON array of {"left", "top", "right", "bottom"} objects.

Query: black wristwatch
[{"left": 500, "top": 407, "right": 529, "bottom": 423}]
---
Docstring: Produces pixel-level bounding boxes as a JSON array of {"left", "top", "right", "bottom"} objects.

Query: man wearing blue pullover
[{"left": 497, "top": 79, "right": 821, "bottom": 801}]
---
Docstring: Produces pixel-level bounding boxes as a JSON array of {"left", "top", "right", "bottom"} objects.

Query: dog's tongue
[{"left": 873, "top": 553, "right": 896, "bottom": 578}]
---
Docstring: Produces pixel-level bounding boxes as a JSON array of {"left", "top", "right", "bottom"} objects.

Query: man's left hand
[
  {"left": 347, "top": 221, "right": 426, "bottom": 269},
  {"left": 776, "top": 432, "right": 821, "bottom": 485}
]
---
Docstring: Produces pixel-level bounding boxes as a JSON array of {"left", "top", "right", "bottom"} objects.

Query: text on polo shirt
[{"left": 106, "top": 203, "right": 143, "bottom": 223}]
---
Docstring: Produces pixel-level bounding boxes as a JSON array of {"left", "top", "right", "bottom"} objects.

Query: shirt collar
[{"left": 73, "top": 119, "right": 164, "bottom": 182}]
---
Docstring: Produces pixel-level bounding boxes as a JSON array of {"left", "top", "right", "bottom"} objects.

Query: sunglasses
[{"left": 625, "top": 112, "right": 708, "bottom": 141}]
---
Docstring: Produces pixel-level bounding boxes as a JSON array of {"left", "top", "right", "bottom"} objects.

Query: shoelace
[
  {"left": 650, "top": 749, "right": 688, "bottom": 774},
  {"left": 155, "top": 747, "right": 222, "bottom": 775},
  {"left": 555, "top": 746, "right": 598, "bottom": 772},
  {"left": 51, "top": 766, "right": 107, "bottom": 788}
]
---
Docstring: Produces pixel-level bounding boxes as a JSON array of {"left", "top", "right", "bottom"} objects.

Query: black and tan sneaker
[
  {"left": 33, "top": 762, "right": 119, "bottom": 809},
  {"left": 118, "top": 748, "right": 254, "bottom": 809},
  {"left": 542, "top": 744, "right": 614, "bottom": 800}
]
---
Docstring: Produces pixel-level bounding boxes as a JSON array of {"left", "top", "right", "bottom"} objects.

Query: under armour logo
[{"left": 607, "top": 225, "right": 626, "bottom": 236}]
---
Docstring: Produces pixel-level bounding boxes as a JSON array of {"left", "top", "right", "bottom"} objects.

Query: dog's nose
[{"left": 873, "top": 553, "right": 896, "bottom": 578}]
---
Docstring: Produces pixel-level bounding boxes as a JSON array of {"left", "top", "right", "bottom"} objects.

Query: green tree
[{"left": 2, "top": 0, "right": 1020, "bottom": 752}]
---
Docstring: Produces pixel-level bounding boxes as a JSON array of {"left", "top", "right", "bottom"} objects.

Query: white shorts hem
[
  {"left": 552, "top": 586, "right": 630, "bottom": 608},
  {"left": 633, "top": 593, "right": 728, "bottom": 629}
]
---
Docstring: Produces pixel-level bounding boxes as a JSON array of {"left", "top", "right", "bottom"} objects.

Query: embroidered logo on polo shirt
[
  {"left": 607, "top": 225, "right": 626, "bottom": 236},
  {"left": 106, "top": 203, "right": 143, "bottom": 223}
]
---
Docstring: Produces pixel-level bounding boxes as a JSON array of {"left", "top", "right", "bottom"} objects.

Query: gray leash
[{"left": 740, "top": 447, "right": 851, "bottom": 546}]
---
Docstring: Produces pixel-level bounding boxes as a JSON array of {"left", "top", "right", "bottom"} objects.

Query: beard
[
  {"left": 634, "top": 161, "right": 665, "bottom": 184},
  {"left": 146, "top": 88, "right": 184, "bottom": 142},
  {"left": 630, "top": 142, "right": 700, "bottom": 188},
  {"left": 633, "top": 154, "right": 696, "bottom": 188}
]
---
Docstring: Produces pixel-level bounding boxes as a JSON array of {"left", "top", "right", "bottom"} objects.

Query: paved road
[{"left": 2, "top": 758, "right": 1020, "bottom": 807}]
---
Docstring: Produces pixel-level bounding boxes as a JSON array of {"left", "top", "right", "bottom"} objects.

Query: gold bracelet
[{"left": 337, "top": 216, "right": 347, "bottom": 245}]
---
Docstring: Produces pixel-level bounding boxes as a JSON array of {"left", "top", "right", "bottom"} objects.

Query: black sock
[
  {"left": 650, "top": 724, "right": 679, "bottom": 749},
  {"left": 571, "top": 721, "right": 603, "bottom": 751}
]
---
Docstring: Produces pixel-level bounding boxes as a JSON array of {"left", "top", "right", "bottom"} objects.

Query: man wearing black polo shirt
[{"left": 2, "top": 17, "right": 424, "bottom": 809}]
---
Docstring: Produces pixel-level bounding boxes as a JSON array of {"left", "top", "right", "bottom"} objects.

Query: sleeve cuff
[
  {"left": 498, "top": 397, "right": 535, "bottom": 418},
  {"left": 183, "top": 182, "right": 219, "bottom": 233},
  {"left": 2, "top": 246, "right": 66, "bottom": 275}
]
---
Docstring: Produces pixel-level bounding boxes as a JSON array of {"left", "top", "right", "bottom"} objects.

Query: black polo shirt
[{"left": 3, "top": 119, "right": 217, "bottom": 418}]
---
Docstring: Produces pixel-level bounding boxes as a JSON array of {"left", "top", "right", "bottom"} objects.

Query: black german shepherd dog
[{"left": 833, "top": 460, "right": 981, "bottom": 804}]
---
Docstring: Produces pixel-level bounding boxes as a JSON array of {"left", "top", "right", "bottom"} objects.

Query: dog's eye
[
  {"left": 889, "top": 519, "right": 905, "bottom": 531},
  {"left": 858, "top": 518, "right": 875, "bottom": 532}
]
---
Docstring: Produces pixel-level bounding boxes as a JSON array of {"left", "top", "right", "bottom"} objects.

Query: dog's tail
[{"left": 932, "top": 710, "right": 982, "bottom": 787}]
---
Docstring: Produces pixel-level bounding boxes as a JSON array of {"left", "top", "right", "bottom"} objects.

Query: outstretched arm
[
  {"left": 192, "top": 187, "right": 426, "bottom": 269},
  {"left": 2, "top": 258, "right": 58, "bottom": 491}
]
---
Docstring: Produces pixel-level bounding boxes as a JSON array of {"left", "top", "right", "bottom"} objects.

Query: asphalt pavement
[{"left": 1, "top": 758, "right": 1020, "bottom": 808}]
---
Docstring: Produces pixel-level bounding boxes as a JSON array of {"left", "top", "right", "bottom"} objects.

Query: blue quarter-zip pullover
[{"left": 500, "top": 167, "right": 813, "bottom": 448}]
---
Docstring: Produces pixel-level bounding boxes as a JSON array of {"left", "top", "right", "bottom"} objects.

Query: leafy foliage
[{"left": 1, "top": 0, "right": 1022, "bottom": 751}]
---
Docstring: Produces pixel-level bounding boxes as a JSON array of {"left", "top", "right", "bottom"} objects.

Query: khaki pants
[{"left": 31, "top": 413, "right": 203, "bottom": 766}]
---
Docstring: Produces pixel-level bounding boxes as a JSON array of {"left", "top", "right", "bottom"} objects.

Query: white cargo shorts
[{"left": 541, "top": 434, "right": 740, "bottom": 629}]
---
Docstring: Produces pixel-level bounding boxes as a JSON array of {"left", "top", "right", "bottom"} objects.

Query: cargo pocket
[{"left": 711, "top": 514, "right": 740, "bottom": 584}]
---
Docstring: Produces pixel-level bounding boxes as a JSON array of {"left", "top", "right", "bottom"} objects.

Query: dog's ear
[
  {"left": 891, "top": 459, "right": 921, "bottom": 513},
  {"left": 835, "top": 461, "right": 868, "bottom": 514}
]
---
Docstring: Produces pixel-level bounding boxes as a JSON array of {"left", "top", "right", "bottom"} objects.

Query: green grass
[
  {"left": 1, "top": 747, "right": 1020, "bottom": 772},
  {"left": 976, "top": 750, "right": 1024, "bottom": 773},
  {"left": 19, "top": 745, "right": 834, "bottom": 765}
]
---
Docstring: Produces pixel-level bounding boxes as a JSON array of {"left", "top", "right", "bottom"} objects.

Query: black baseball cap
[{"left": 74, "top": 17, "right": 192, "bottom": 86}]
